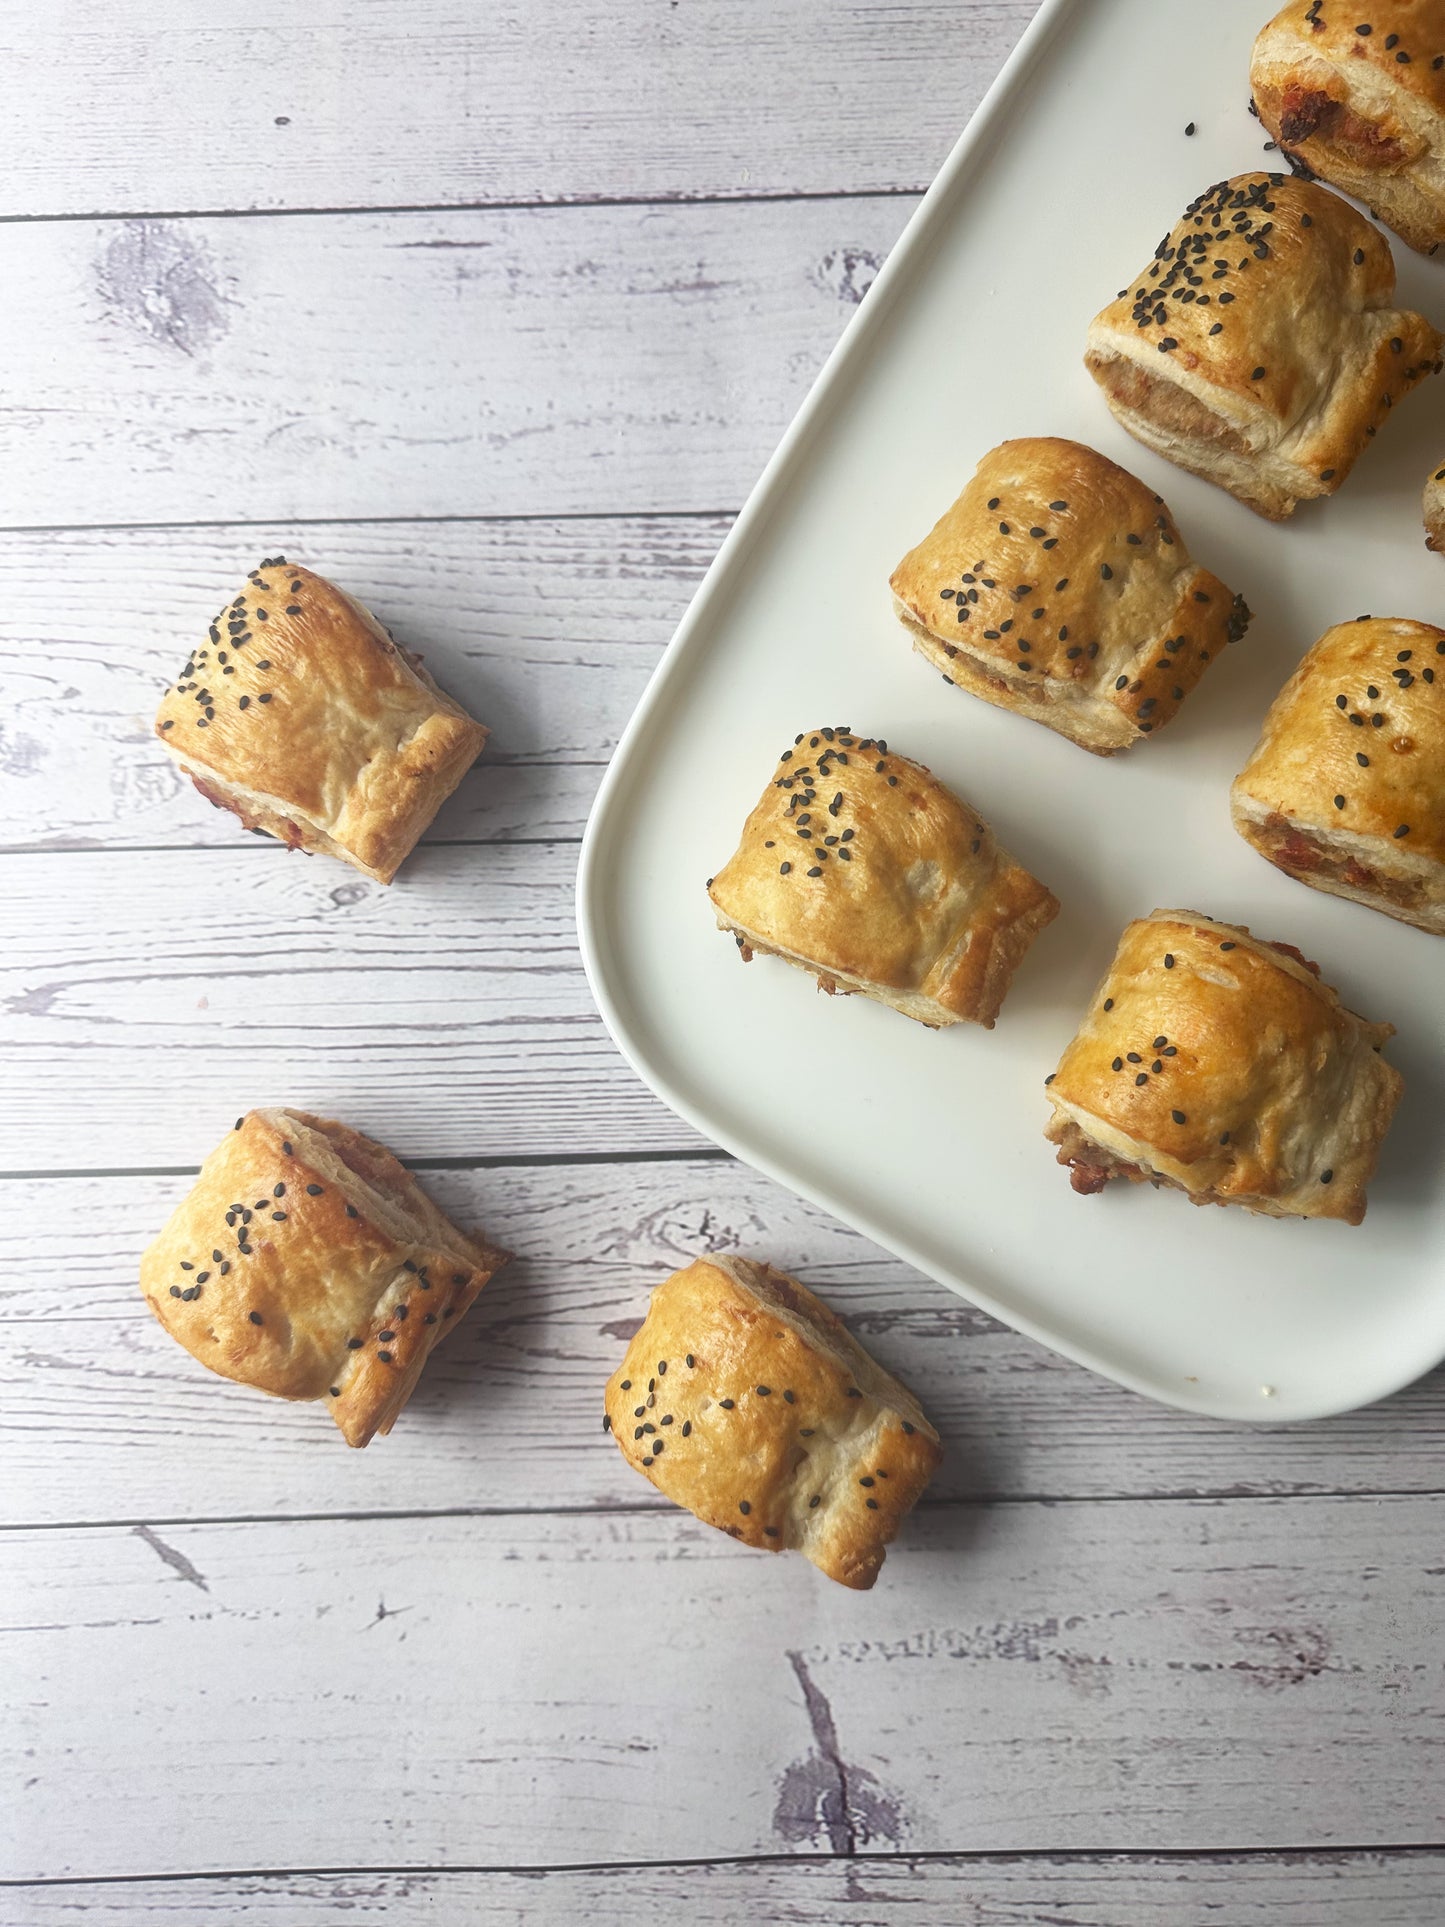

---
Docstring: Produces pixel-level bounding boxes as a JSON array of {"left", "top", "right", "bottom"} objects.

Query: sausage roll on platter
[
  {"left": 141, "top": 1109, "right": 508, "bottom": 1446},
  {"left": 1426, "top": 457, "right": 1445, "bottom": 550},
  {"left": 1252, "top": 1, "right": 1445, "bottom": 257},
  {"left": 1231, "top": 616, "right": 1445, "bottom": 933},
  {"left": 155, "top": 558, "right": 490, "bottom": 884},
  {"left": 1043, "top": 909, "right": 1403, "bottom": 1225},
  {"left": 603, "top": 1255, "right": 942, "bottom": 1590},
  {"left": 707, "top": 725, "right": 1059, "bottom": 1028},
  {"left": 889, "top": 437, "right": 1252, "bottom": 756},
  {"left": 1085, "top": 173, "right": 1442, "bottom": 520}
]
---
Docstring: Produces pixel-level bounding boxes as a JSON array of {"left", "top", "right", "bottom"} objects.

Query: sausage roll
[
  {"left": 1252, "top": 2, "right": 1445, "bottom": 256},
  {"left": 155, "top": 558, "right": 489, "bottom": 883},
  {"left": 890, "top": 438, "right": 1252, "bottom": 755},
  {"left": 1425, "top": 458, "right": 1445, "bottom": 551},
  {"left": 1085, "top": 173, "right": 1442, "bottom": 520},
  {"left": 603, "top": 1255, "right": 942, "bottom": 1591},
  {"left": 1231, "top": 617, "right": 1445, "bottom": 934},
  {"left": 707, "top": 726, "right": 1058, "bottom": 1028},
  {"left": 1044, "top": 910, "right": 1402, "bottom": 1224},
  {"left": 141, "top": 1108, "right": 508, "bottom": 1446}
]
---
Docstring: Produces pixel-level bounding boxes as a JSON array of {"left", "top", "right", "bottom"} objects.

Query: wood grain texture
[
  {"left": 10, "top": 1854, "right": 1445, "bottom": 1926},
  {"left": 0, "top": 516, "right": 726, "bottom": 851},
  {"left": 5, "top": 1164, "right": 1445, "bottom": 1528},
  {"left": 0, "top": 199, "right": 911, "bottom": 528},
  {"left": 6, "top": 1498, "right": 1445, "bottom": 1878},
  {"left": 0, "top": 843, "right": 696, "bottom": 1167},
  {"left": 0, "top": 1, "right": 1037, "bottom": 218}
]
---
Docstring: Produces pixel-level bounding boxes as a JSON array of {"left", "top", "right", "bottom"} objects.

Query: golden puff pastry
[
  {"left": 707, "top": 726, "right": 1058, "bottom": 1028},
  {"left": 1252, "top": 2, "right": 1445, "bottom": 256},
  {"left": 890, "top": 438, "right": 1251, "bottom": 755},
  {"left": 1426, "top": 457, "right": 1445, "bottom": 550},
  {"left": 1231, "top": 616, "right": 1445, "bottom": 934},
  {"left": 603, "top": 1255, "right": 942, "bottom": 1590},
  {"left": 1085, "top": 173, "right": 1442, "bottom": 520},
  {"left": 1044, "top": 910, "right": 1402, "bottom": 1224},
  {"left": 156, "top": 558, "right": 489, "bottom": 883},
  {"left": 141, "top": 1108, "right": 508, "bottom": 1446}
]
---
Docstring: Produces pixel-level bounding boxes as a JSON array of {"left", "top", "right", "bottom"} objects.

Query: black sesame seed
[
  {"left": 1395, "top": 824, "right": 1411, "bottom": 838},
  {"left": 1320, "top": 1169, "right": 1334, "bottom": 1184},
  {"left": 739, "top": 1500, "right": 751, "bottom": 1515},
  {"left": 249, "top": 1311, "right": 263, "bottom": 1326},
  {"left": 1164, "top": 953, "right": 1175, "bottom": 968}
]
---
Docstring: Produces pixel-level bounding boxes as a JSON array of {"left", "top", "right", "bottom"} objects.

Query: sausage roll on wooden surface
[
  {"left": 1425, "top": 457, "right": 1445, "bottom": 550},
  {"left": 1231, "top": 616, "right": 1445, "bottom": 933},
  {"left": 890, "top": 438, "right": 1251, "bottom": 755},
  {"left": 707, "top": 726, "right": 1059, "bottom": 1028},
  {"left": 603, "top": 1255, "right": 942, "bottom": 1591},
  {"left": 1044, "top": 910, "right": 1402, "bottom": 1225},
  {"left": 141, "top": 1108, "right": 508, "bottom": 1446},
  {"left": 156, "top": 558, "right": 489, "bottom": 883},
  {"left": 1252, "top": 2, "right": 1445, "bottom": 256},
  {"left": 1085, "top": 173, "right": 1441, "bottom": 520}
]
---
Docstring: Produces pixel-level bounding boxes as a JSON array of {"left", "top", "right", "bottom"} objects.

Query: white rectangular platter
[{"left": 578, "top": 0, "right": 1445, "bottom": 1422}]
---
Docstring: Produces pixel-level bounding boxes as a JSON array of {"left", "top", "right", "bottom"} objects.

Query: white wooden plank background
[
  {"left": 0, "top": 2, "right": 1033, "bottom": 216},
  {"left": 0, "top": 200, "right": 910, "bottom": 526},
  {"left": 9, "top": 1856, "right": 1445, "bottom": 1927},
  {"left": 7, "top": 1, "right": 1445, "bottom": 1921},
  {"left": 6, "top": 1499, "right": 1445, "bottom": 1879}
]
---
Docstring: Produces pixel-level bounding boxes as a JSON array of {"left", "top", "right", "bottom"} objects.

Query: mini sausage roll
[
  {"left": 1252, "top": 2, "right": 1445, "bottom": 256},
  {"left": 1425, "top": 458, "right": 1445, "bottom": 551},
  {"left": 141, "top": 1109, "right": 508, "bottom": 1445},
  {"left": 1085, "top": 173, "right": 1442, "bottom": 520},
  {"left": 890, "top": 438, "right": 1251, "bottom": 755},
  {"left": 603, "top": 1255, "right": 942, "bottom": 1591},
  {"left": 156, "top": 558, "right": 489, "bottom": 883},
  {"left": 707, "top": 726, "right": 1059, "bottom": 1028},
  {"left": 1044, "top": 909, "right": 1402, "bottom": 1224},
  {"left": 1231, "top": 617, "right": 1445, "bottom": 934}
]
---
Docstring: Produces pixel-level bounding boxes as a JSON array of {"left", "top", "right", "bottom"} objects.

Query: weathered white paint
[
  {"left": 11, "top": 1853, "right": 1445, "bottom": 1926},
  {"left": 5, "top": 1499, "right": 1444, "bottom": 1880},
  {"left": 0, "top": 200, "right": 911, "bottom": 527},
  {"left": 0, "top": 843, "right": 697, "bottom": 1166},
  {"left": 0, "top": 516, "right": 727, "bottom": 850},
  {"left": 4, "top": 1165, "right": 1445, "bottom": 1528},
  {"left": 0, "top": 1, "right": 1035, "bottom": 217}
]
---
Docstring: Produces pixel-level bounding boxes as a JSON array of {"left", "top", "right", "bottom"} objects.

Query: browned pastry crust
[
  {"left": 155, "top": 558, "right": 489, "bottom": 883},
  {"left": 1231, "top": 617, "right": 1445, "bottom": 934},
  {"left": 1426, "top": 457, "right": 1445, "bottom": 550},
  {"left": 1252, "top": 2, "right": 1445, "bottom": 256},
  {"left": 1085, "top": 174, "right": 1442, "bottom": 519},
  {"left": 1043, "top": 909, "right": 1402, "bottom": 1224},
  {"left": 707, "top": 726, "right": 1059, "bottom": 1028},
  {"left": 603, "top": 1255, "right": 942, "bottom": 1590},
  {"left": 890, "top": 438, "right": 1251, "bottom": 754},
  {"left": 141, "top": 1108, "right": 508, "bottom": 1445}
]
